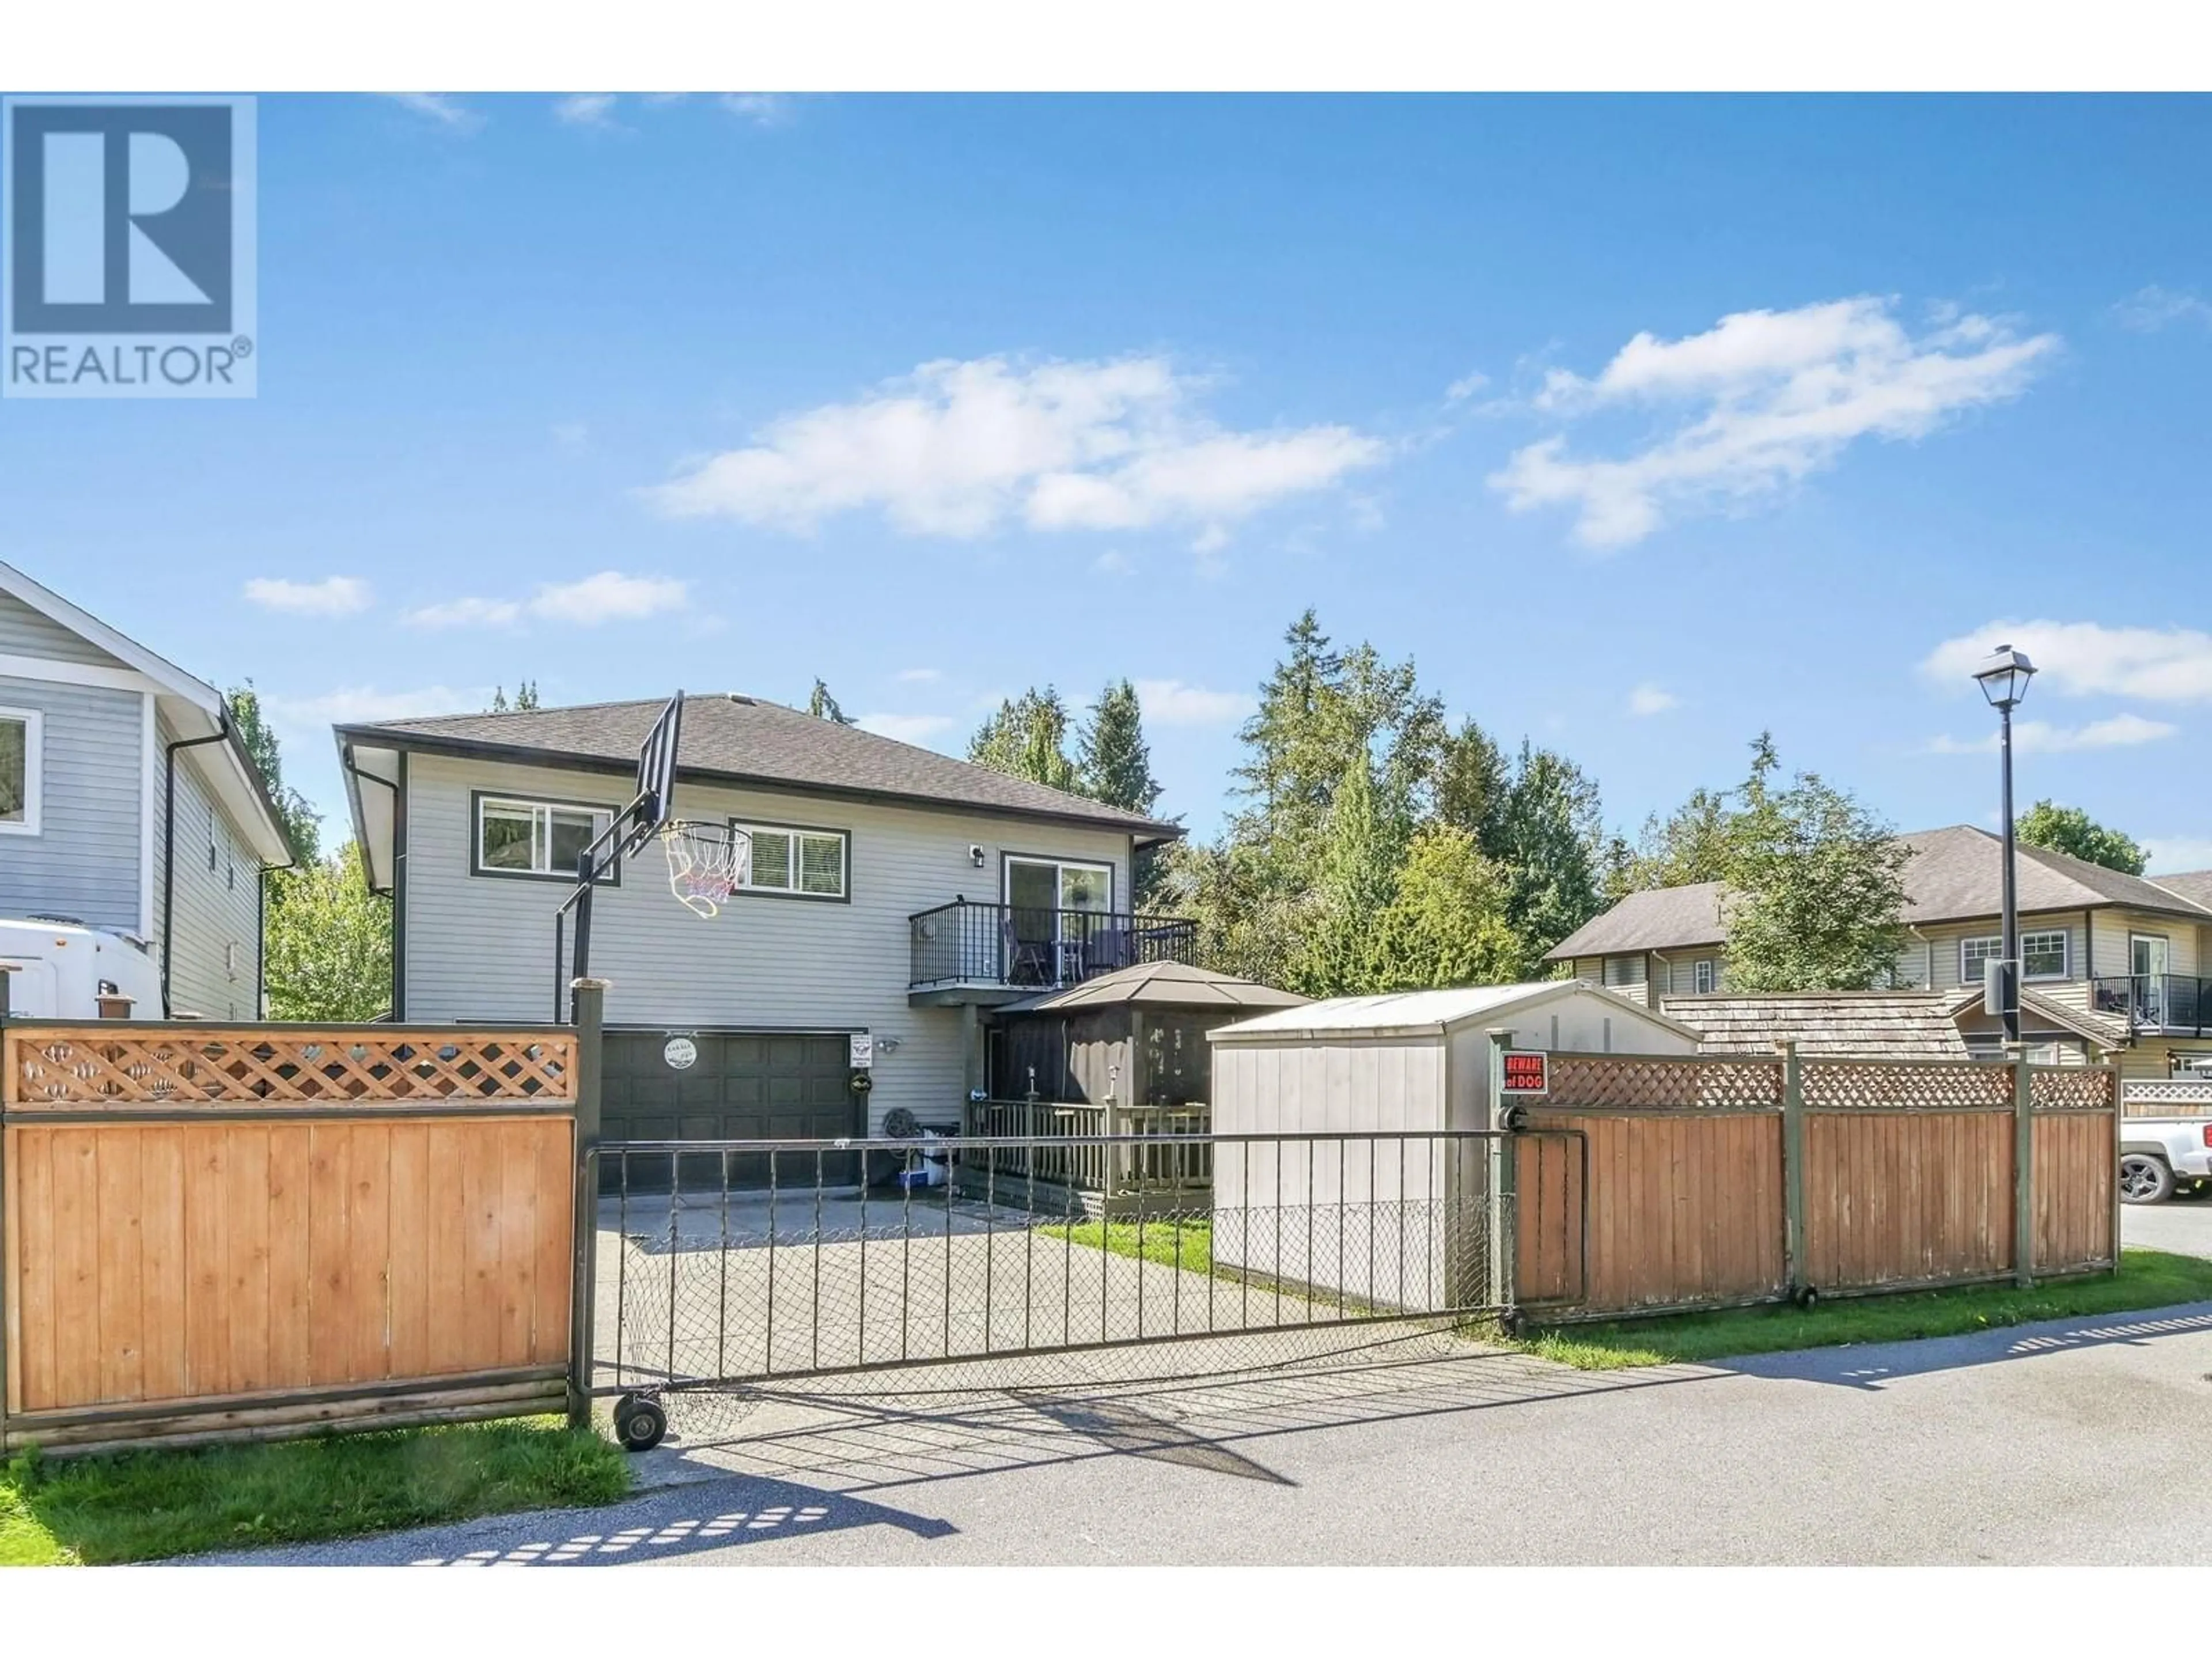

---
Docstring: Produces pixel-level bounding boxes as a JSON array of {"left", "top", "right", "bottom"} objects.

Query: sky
[{"left": 5, "top": 93, "right": 2210, "bottom": 870}]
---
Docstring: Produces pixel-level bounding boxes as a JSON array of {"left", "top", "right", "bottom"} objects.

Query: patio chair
[{"left": 1001, "top": 917, "right": 1053, "bottom": 986}]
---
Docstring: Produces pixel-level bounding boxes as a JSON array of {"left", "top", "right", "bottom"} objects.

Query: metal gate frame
[{"left": 574, "top": 1126, "right": 1589, "bottom": 1422}]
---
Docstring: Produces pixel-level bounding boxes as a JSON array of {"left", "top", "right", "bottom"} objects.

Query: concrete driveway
[
  {"left": 203, "top": 1297, "right": 2212, "bottom": 1567},
  {"left": 2123, "top": 1186, "right": 2212, "bottom": 1259}
]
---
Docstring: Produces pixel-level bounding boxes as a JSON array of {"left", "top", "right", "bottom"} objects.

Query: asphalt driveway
[
  {"left": 2122, "top": 1186, "right": 2212, "bottom": 1259},
  {"left": 200, "top": 1297, "right": 2212, "bottom": 1567}
]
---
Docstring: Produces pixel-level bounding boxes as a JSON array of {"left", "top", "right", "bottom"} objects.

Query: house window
[
  {"left": 474, "top": 796, "right": 616, "bottom": 881},
  {"left": 0, "top": 708, "right": 38, "bottom": 835},
  {"left": 1602, "top": 956, "right": 1642, "bottom": 988},
  {"left": 732, "top": 822, "right": 849, "bottom": 900},
  {"left": 1693, "top": 959, "right": 1717, "bottom": 995},
  {"left": 1961, "top": 929, "right": 2069, "bottom": 984}
]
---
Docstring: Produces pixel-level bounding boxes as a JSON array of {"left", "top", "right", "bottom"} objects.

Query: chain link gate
[{"left": 581, "top": 1128, "right": 1586, "bottom": 1449}]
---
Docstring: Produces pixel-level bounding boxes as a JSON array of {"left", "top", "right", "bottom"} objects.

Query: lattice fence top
[
  {"left": 3, "top": 1027, "right": 576, "bottom": 1109},
  {"left": 2029, "top": 1067, "right": 2118, "bottom": 1113},
  {"left": 1545, "top": 1054, "right": 1783, "bottom": 1111},
  {"left": 1802, "top": 1060, "right": 2011, "bottom": 1113}
]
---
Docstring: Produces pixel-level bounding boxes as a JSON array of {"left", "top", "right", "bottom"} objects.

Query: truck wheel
[{"left": 2119, "top": 1153, "right": 2175, "bottom": 1206}]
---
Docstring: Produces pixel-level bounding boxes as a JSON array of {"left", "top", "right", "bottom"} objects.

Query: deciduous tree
[
  {"left": 2016, "top": 799, "right": 2147, "bottom": 875},
  {"left": 264, "top": 843, "right": 394, "bottom": 1021}
]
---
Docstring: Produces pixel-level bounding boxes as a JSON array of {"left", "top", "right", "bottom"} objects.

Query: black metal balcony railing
[
  {"left": 910, "top": 900, "right": 1200, "bottom": 990},
  {"left": 2090, "top": 974, "right": 2211, "bottom": 1037}
]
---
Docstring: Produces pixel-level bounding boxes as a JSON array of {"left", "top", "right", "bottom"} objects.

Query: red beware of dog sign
[{"left": 1501, "top": 1051, "right": 1549, "bottom": 1096}]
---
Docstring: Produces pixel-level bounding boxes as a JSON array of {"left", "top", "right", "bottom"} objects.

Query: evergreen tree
[
  {"left": 1372, "top": 824, "right": 1520, "bottom": 990},
  {"left": 968, "top": 688, "right": 1080, "bottom": 793},
  {"left": 2016, "top": 799, "right": 2147, "bottom": 875},
  {"left": 1293, "top": 753, "right": 1407, "bottom": 995},
  {"left": 225, "top": 682, "right": 319, "bottom": 865},
  {"left": 1483, "top": 741, "right": 1605, "bottom": 976},
  {"left": 806, "top": 679, "right": 857, "bottom": 725},
  {"left": 1076, "top": 680, "right": 1162, "bottom": 814},
  {"left": 487, "top": 681, "right": 540, "bottom": 714}
]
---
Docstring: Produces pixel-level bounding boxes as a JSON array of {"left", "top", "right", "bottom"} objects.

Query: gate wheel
[{"left": 613, "top": 1393, "right": 668, "bottom": 1452}]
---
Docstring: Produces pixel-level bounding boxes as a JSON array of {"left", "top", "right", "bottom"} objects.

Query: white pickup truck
[{"left": 2120, "top": 1099, "right": 2212, "bottom": 1205}]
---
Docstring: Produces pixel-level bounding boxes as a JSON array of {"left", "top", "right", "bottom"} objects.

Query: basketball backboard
[{"left": 631, "top": 691, "right": 684, "bottom": 848}]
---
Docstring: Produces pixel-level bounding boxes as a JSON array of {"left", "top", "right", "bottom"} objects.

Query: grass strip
[
  {"left": 1493, "top": 1247, "right": 2212, "bottom": 1370},
  {"left": 1044, "top": 1217, "right": 1215, "bottom": 1276},
  {"left": 1, "top": 1416, "right": 629, "bottom": 1567}
]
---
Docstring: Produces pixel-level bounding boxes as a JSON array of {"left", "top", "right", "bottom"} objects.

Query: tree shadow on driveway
[{"left": 1711, "top": 1300, "right": 2212, "bottom": 1391}]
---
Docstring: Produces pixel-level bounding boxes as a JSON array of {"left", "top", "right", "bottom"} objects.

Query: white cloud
[
  {"left": 2145, "top": 838, "right": 2212, "bottom": 877},
  {"left": 554, "top": 94, "right": 619, "bottom": 128},
  {"left": 384, "top": 93, "right": 483, "bottom": 133},
  {"left": 1134, "top": 679, "right": 1257, "bottom": 728},
  {"left": 406, "top": 596, "right": 523, "bottom": 630},
  {"left": 1490, "top": 297, "right": 2058, "bottom": 549},
  {"left": 406, "top": 572, "right": 688, "bottom": 631},
  {"left": 528, "top": 571, "right": 688, "bottom": 624},
  {"left": 1925, "top": 713, "right": 2179, "bottom": 755},
  {"left": 895, "top": 668, "right": 942, "bottom": 683},
  {"left": 243, "top": 576, "right": 372, "bottom": 617},
  {"left": 642, "top": 355, "right": 1387, "bottom": 539},
  {"left": 1626, "top": 683, "right": 1678, "bottom": 717},
  {"left": 2114, "top": 285, "right": 2212, "bottom": 332},
  {"left": 857, "top": 712, "right": 956, "bottom": 745},
  {"left": 1922, "top": 620, "right": 2212, "bottom": 703},
  {"left": 722, "top": 93, "right": 794, "bottom": 126},
  {"left": 1445, "top": 370, "right": 1489, "bottom": 403}
]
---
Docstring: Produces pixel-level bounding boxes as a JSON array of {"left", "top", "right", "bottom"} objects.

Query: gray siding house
[
  {"left": 335, "top": 695, "right": 1187, "bottom": 1148},
  {"left": 0, "top": 562, "right": 294, "bottom": 1017}
]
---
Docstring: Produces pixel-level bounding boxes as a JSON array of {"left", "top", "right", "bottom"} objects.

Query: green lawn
[
  {"left": 1044, "top": 1217, "right": 1215, "bottom": 1275},
  {"left": 1497, "top": 1247, "right": 2212, "bottom": 1370},
  {"left": 0, "top": 1416, "right": 630, "bottom": 1567}
]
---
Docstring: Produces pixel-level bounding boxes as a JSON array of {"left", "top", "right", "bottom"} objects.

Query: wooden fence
[
  {"left": 1514, "top": 1047, "right": 2118, "bottom": 1320},
  {"left": 1, "top": 1021, "right": 579, "bottom": 1453}
]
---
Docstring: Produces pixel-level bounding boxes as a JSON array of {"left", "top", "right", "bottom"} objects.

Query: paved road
[
  {"left": 203, "top": 1297, "right": 2212, "bottom": 1567},
  {"left": 2122, "top": 1187, "right": 2212, "bottom": 1259}
]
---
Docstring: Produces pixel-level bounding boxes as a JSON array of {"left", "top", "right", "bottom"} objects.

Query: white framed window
[
  {"left": 1693, "top": 958, "right": 1717, "bottom": 995},
  {"left": 733, "top": 821, "right": 850, "bottom": 900},
  {"left": 0, "top": 706, "right": 43, "bottom": 835},
  {"left": 1961, "top": 929, "right": 2069, "bottom": 984},
  {"left": 473, "top": 794, "right": 617, "bottom": 881}
]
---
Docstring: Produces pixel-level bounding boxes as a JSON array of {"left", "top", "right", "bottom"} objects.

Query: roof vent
[{"left": 726, "top": 694, "right": 755, "bottom": 706}]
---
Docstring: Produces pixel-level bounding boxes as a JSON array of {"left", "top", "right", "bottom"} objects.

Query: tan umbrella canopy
[{"left": 998, "top": 960, "right": 1308, "bottom": 1014}]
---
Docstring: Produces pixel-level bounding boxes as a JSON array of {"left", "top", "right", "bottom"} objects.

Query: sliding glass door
[{"left": 1005, "top": 857, "right": 1114, "bottom": 983}]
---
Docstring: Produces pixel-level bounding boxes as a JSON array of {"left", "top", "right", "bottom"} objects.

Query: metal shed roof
[{"left": 1209, "top": 980, "right": 1702, "bottom": 1043}]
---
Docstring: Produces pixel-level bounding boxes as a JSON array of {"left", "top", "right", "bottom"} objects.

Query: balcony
[
  {"left": 909, "top": 900, "right": 1200, "bottom": 1001},
  {"left": 2090, "top": 974, "right": 2212, "bottom": 1037}
]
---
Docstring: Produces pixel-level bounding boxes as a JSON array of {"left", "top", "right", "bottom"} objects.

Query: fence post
[
  {"left": 2010, "top": 1043, "right": 2035, "bottom": 1289},
  {"left": 1778, "top": 1040, "right": 1806, "bottom": 1299},
  {"left": 566, "top": 977, "right": 609, "bottom": 1431},
  {"left": 1487, "top": 1029, "right": 1518, "bottom": 1319}
]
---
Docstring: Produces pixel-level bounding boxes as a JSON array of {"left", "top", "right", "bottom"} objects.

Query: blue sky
[{"left": 5, "top": 93, "right": 2210, "bottom": 868}]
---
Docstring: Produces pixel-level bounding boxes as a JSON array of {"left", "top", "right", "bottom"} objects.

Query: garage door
[{"left": 600, "top": 1031, "right": 859, "bottom": 1190}]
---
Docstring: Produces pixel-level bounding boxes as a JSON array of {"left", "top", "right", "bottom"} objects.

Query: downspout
[{"left": 162, "top": 714, "right": 233, "bottom": 1017}]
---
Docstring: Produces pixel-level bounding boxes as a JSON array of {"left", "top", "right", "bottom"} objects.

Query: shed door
[{"left": 600, "top": 1031, "right": 858, "bottom": 1190}]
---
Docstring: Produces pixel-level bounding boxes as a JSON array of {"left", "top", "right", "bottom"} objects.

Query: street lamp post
[{"left": 1973, "top": 644, "right": 2039, "bottom": 1046}]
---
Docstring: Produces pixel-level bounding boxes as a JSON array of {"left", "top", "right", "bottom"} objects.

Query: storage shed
[
  {"left": 985, "top": 960, "right": 1306, "bottom": 1107},
  {"left": 1203, "top": 981, "right": 1700, "bottom": 1305}
]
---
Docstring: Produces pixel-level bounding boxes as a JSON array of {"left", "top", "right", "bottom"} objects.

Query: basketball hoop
[{"left": 660, "top": 821, "right": 750, "bottom": 919}]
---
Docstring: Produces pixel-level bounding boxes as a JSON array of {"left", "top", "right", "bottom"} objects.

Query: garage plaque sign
[
  {"left": 849, "top": 1034, "right": 873, "bottom": 1069},
  {"left": 1500, "top": 1050, "right": 1548, "bottom": 1096},
  {"left": 662, "top": 1035, "right": 698, "bottom": 1071}
]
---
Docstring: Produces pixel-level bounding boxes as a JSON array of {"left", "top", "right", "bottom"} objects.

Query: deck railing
[
  {"left": 957, "top": 1096, "right": 1213, "bottom": 1196},
  {"left": 908, "top": 900, "right": 1200, "bottom": 990},
  {"left": 2090, "top": 974, "right": 2212, "bottom": 1037}
]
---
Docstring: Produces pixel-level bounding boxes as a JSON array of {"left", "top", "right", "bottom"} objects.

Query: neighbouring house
[
  {"left": 0, "top": 562, "right": 293, "bottom": 1018},
  {"left": 984, "top": 960, "right": 1308, "bottom": 1107},
  {"left": 1546, "top": 823, "right": 2212, "bottom": 1077},
  {"left": 334, "top": 692, "right": 1187, "bottom": 1153}
]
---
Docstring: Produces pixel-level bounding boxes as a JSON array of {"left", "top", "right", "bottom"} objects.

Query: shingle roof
[
  {"left": 1662, "top": 993, "right": 1972, "bottom": 1059},
  {"left": 998, "top": 961, "right": 1309, "bottom": 1014},
  {"left": 1547, "top": 825, "right": 2212, "bottom": 961},
  {"left": 338, "top": 693, "right": 1180, "bottom": 838},
  {"left": 1544, "top": 882, "right": 1727, "bottom": 960},
  {"left": 2149, "top": 870, "right": 2212, "bottom": 911}
]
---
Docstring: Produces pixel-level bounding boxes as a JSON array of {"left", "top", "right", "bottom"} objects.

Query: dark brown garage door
[{"left": 600, "top": 1031, "right": 859, "bottom": 1190}]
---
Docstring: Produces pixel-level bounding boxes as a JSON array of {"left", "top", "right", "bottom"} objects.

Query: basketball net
[{"left": 660, "top": 821, "right": 748, "bottom": 919}]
